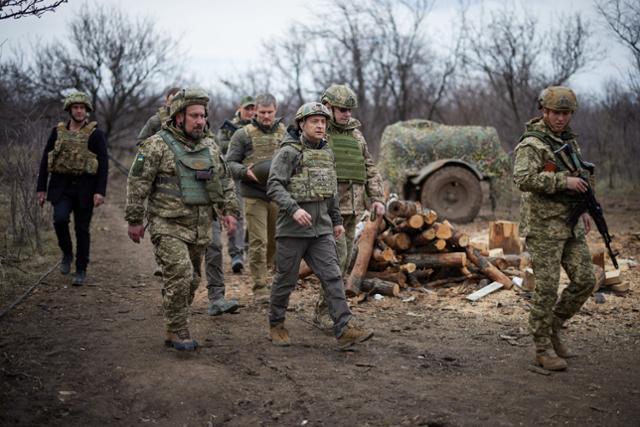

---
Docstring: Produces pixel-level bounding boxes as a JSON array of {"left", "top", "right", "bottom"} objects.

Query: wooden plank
[
  {"left": 604, "top": 269, "right": 622, "bottom": 286},
  {"left": 466, "top": 281, "right": 504, "bottom": 302}
]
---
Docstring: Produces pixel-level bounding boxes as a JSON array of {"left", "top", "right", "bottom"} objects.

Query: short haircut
[
  {"left": 166, "top": 87, "right": 181, "bottom": 98},
  {"left": 255, "top": 93, "right": 277, "bottom": 108}
]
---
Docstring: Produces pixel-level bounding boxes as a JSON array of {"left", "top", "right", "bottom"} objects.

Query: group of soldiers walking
[{"left": 36, "top": 83, "right": 596, "bottom": 370}]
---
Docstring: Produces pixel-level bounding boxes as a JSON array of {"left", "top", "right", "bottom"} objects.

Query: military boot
[
  {"left": 207, "top": 298, "right": 240, "bottom": 316},
  {"left": 535, "top": 349, "right": 568, "bottom": 371},
  {"left": 231, "top": 256, "right": 244, "bottom": 274},
  {"left": 72, "top": 270, "right": 86, "bottom": 286},
  {"left": 336, "top": 322, "right": 374, "bottom": 350},
  {"left": 551, "top": 317, "right": 576, "bottom": 358},
  {"left": 60, "top": 254, "right": 72, "bottom": 275},
  {"left": 165, "top": 329, "right": 198, "bottom": 351},
  {"left": 269, "top": 322, "right": 291, "bottom": 346}
]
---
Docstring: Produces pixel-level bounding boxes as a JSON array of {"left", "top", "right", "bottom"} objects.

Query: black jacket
[{"left": 36, "top": 122, "right": 109, "bottom": 208}]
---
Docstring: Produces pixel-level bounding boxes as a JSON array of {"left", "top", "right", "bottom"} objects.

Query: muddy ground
[{"left": 1, "top": 179, "right": 639, "bottom": 427}]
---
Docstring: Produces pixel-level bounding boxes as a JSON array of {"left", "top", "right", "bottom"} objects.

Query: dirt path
[{"left": 1, "top": 185, "right": 639, "bottom": 426}]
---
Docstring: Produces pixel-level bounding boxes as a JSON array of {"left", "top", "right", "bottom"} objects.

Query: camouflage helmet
[
  {"left": 169, "top": 87, "right": 210, "bottom": 118},
  {"left": 294, "top": 102, "right": 332, "bottom": 124},
  {"left": 538, "top": 86, "right": 578, "bottom": 112},
  {"left": 321, "top": 84, "right": 358, "bottom": 109},
  {"left": 63, "top": 91, "right": 93, "bottom": 112}
]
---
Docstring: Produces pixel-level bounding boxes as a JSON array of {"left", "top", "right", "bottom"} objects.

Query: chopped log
[
  {"left": 400, "top": 263, "right": 417, "bottom": 273},
  {"left": 412, "top": 269, "right": 434, "bottom": 282},
  {"left": 408, "top": 214, "right": 425, "bottom": 229},
  {"left": 433, "top": 221, "right": 453, "bottom": 240},
  {"left": 523, "top": 267, "right": 536, "bottom": 291},
  {"left": 381, "top": 229, "right": 412, "bottom": 251},
  {"left": 503, "top": 267, "right": 522, "bottom": 277},
  {"left": 590, "top": 246, "right": 605, "bottom": 270},
  {"left": 426, "top": 273, "right": 482, "bottom": 288},
  {"left": 345, "top": 215, "right": 383, "bottom": 296},
  {"left": 422, "top": 208, "right": 438, "bottom": 225},
  {"left": 447, "top": 231, "right": 469, "bottom": 248},
  {"left": 460, "top": 266, "right": 473, "bottom": 277},
  {"left": 365, "top": 270, "right": 407, "bottom": 287},
  {"left": 405, "top": 271, "right": 421, "bottom": 287},
  {"left": 360, "top": 278, "right": 401, "bottom": 297},
  {"left": 403, "top": 252, "right": 467, "bottom": 269},
  {"left": 488, "top": 254, "right": 522, "bottom": 271},
  {"left": 413, "top": 228, "right": 437, "bottom": 246},
  {"left": 368, "top": 260, "right": 391, "bottom": 271},
  {"left": 604, "top": 269, "right": 622, "bottom": 286},
  {"left": 465, "top": 246, "right": 513, "bottom": 289},
  {"left": 387, "top": 200, "right": 421, "bottom": 219},
  {"left": 592, "top": 265, "right": 605, "bottom": 292},
  {"left": 489, "top": 220, "right": 522, "bottom": 254},
  {"left": 372, "top": 247, "right": 398, "bottom": 263},
  {"left": 469, "top": 238, "right": 489, "bottom": 255}
]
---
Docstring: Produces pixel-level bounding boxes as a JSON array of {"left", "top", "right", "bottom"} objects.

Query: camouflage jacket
[
  {"left": 267, "top": 131, "right": 342, "bottom": 239},
  {"left": 125, "top": 123, "right": 239, "bottom": 245},
  {"left": 327, "top": 119, "right": 384, "bottom": 216},
  {"left": 226, "top": 118, "right": 286, "bottom": 200},
  {"left": 513, "top": 117, "right": 588, "bottom": 239},
  {"left": 216, "top": 112, "right": 252, "bottom": 155},
  {"left": 136, "top": 106, "right": 170, "bottom": 146}
]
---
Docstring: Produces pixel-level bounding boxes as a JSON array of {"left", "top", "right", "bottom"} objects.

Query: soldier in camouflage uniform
[
  {"left": 267, "top": 101, "right": 373, "bottom": 349},
  {"left": 226, "top": 93, "right": 286, "bottom": 304},
  {"left": 125, "top": 88, "right": 240, "bottom": 351},
  {"left": 136, "top": 87, "right": 181, "bottom": 146},
  {"left": 313, "top": 84, "right": 386, "bottom": 328},
  {"left": 513, "top": 86, "right": 595, "bottom": 371},
  {"left": 37, "top": 91, "right": 109, "bottom": 286}
]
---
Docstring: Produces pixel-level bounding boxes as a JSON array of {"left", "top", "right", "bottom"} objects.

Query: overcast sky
[{"left": 0, "top": 0, "right": 631, "bottom": 97}]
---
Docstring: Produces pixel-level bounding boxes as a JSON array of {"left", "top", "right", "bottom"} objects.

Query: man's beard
[
  {"left": 187, "top": 127, "right": 204, "bottom": 139},
  {"left": 71, "top": 114, "right": 86, "bottom": 124}
]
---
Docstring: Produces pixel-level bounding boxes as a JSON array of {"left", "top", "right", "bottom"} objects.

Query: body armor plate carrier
[
  {"left": 48, "top": 122, "right": 98, "bottom": 175},
  {"left": 328, "top": 132, "right": 366, "bottom": 184},
  {"left": 286, "top": 142, "right": 338, "bottom": 203}
]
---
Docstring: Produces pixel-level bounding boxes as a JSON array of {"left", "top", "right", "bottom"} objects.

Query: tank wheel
[{"left": 420, "top": 166, "right": 482, "bottom": 223}]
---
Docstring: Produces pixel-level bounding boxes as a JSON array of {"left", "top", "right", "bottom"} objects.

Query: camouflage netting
[{"left": 378, "top": 119, "right": 511, "bottom": 193}]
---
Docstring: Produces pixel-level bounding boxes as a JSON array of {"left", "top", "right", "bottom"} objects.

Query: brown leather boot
[
  {"left": 535, "top": 349, "right": 568, "bottom": 371},
  {"left": 337, "top": 322, "right": 374, "bottom": 350},
  {"left": 270, "top": 322, "right": 291, "bottom": 346},
  {"left": 551, "top": 318, "right": 576, "bottom": 358}
]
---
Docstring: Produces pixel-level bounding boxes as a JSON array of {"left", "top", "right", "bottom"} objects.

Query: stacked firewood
[{"left": 343, "top": 199, "right": 513, "bottom": 299}]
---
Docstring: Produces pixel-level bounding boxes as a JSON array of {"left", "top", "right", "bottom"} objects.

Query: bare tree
[
  {"left": 595, "top": 0, "right": 640, "bottom": 93},
  {"left": 23, "top": 4, "right": 181, "bottom": 145},
  {"left": 0, "top": 0, "right": 66, "bottom": 20}
]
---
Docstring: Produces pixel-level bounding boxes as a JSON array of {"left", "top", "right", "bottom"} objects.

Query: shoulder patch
[{"left": 131, "top": 153, "right": 146, "bottom": 177}]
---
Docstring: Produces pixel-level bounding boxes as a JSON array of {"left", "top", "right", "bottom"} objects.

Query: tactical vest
[
  {"left": 519, "top": 129, "right": 587, "bottom": 203},
  {"left": 286, "top": 142, "right": 338, "bottom": 203},
  {"left": 242, "top": 123, "right": 286, "bottom": 166},
  {"left": 328, "top": 131, "right": 366, "bottom": 184},
  {"left": 156, "top": 130, "right": 224, "bottom": 206},
  {"left": 48, "top": 122, "right": 99, "bottom": 175}
]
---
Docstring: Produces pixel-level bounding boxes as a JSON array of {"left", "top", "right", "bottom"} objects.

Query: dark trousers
[{"left": 52, "top": 189, "right": 94, "bottom": 271}]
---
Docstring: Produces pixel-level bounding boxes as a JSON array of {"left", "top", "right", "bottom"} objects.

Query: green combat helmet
[
  {"left": 321, "top": 84, "right": 358, "bottom": 109},
  {"left": 170, "top": 87, "right": 210, "bottom": 118},
  {"left": 294, "top": 102, "right": 332, "bottom": 125},
  {"left": 538, "top": 86, "right": 578, "bottom": 112},
  {"left": 63, "top": 91, "right": 93, "bottom": 112}
]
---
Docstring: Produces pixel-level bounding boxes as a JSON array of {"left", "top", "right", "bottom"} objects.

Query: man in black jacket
[{"left": 37, "top": 91, "right": 109, "bottom": 286}]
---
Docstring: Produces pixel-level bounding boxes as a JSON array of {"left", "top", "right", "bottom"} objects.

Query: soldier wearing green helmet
[
  {"left": 227, "top": 93, "right": 286, "bottom": 304},
  {"left": 125, "top": 87, "right": 240, "bottom": 352},
  {"left": 314, "top": 84, "right": 385, "bottom": 329},
  {"left": 514, "top": 86, "right": 595, "bottom": 371},
  {"left": 36, "top": 91, "right": 109, "bottom": 287},
  {"left": 266, "top": 101, "right": 373, "bottom": 349}
]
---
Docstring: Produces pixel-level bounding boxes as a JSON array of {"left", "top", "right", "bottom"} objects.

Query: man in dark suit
[{"left": 37, "top": 91, "right": 109, "bottom": 286}]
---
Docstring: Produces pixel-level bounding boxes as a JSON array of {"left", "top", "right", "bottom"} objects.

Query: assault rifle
[
  {"left": 553, "top": 143, "right": 619, "bottom": 269},
  {"left": 220, "top": 119, "right": 239, "bottom": 135}
]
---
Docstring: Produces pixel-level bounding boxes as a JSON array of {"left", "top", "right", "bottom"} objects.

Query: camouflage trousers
[
  {"left": 152, "top": 234, "right": 206, "bottom": 332},
  {"left": 527, "top": 233, "right": 595, "bottom": 350},
  {"left": 270, "top": 234, "right": 352, "bottom": 337},
  {"left": 335, "top": 213, "right": 358, "bottom": 275},
  {"left": 244, "top": 198, "right": 277, "bottom": 290},
  {"left": 204, "top": 218, "right": 225, "bottom": 301}
]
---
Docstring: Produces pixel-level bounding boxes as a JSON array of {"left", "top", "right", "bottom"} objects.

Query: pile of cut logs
[{"left": 341, "top": 199, "right": 515, "bottom": 299}]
